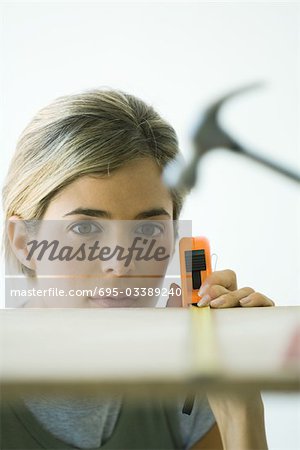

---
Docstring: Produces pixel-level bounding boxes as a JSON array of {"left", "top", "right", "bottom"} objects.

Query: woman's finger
[
  {"left": 199, "top": 269, "right": 237, "bottom": 295},
  {"left": 239, "top": 292, "right": 275, "bottom": 307},
  {"left": 166, "top": 283, "right": 182, "bottom": 307},
  {"left": 209, "top": 287, "right": 255, "bottom": 308},
  {"left": 197, "top": 284, "right": 229, "bottom": 306}
]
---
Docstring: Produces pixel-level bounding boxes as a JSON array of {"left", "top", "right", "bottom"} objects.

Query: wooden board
[{"left": 0, "top": 306, "right": 299, "bottom": 398}]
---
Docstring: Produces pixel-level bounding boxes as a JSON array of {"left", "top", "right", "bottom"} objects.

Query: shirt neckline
[{"left": 9, "top": 395, "right": 125, "bottom": 449}]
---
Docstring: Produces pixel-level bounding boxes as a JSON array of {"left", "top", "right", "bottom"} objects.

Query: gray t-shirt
[{"left": 22, "top": 392, "right": 215, "bottom": 449}]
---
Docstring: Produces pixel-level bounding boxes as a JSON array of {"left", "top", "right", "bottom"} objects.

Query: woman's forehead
[{"left": 43, "top": 160, "right": 173, "bottom": 220}]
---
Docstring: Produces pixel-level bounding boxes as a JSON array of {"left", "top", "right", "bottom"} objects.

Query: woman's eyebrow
[
  {"left": 64, "top": 208, "right": 111, "bottom": 218},
  {"left": 135, "top": 208, "right": 171, "bottom": 219},
  {"left": 63, "top": 207, "right": 171, "bottom": 219}
]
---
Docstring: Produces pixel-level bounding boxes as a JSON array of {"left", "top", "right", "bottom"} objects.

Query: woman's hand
[{"left": 166, "top": 269, "right": 275, "bottom": 308}]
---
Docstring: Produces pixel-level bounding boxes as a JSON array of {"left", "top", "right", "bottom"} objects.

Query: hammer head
[
  {"left": 162, "top": 82, "right": 264, "bottom": 191},
  {"left": 193, "top": 82, "right": 264, "bottom": 156}
]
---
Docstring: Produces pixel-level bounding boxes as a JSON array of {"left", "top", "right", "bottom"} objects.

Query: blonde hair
[{"left": 2, "top": 89, "right": 188, "bottom": 275}]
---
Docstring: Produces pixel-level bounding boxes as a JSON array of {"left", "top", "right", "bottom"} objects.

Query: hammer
[{"left": 163, "top": 83, "right": 300, "bottom": 192}]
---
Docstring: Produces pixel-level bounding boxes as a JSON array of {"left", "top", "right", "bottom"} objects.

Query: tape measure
[
  {"left": 190, "top": 305, "right": 219, "bottom": 374},
  {"left": 179, "top": 237, "right": 212, "bottom": 307},
  {"left": 182, "top": 305, "right": 219, "bottom": 415}
]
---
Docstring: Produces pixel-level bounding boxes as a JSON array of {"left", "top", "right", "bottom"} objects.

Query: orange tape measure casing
[{"left": 179, "top": 236, "right": 212, "bottom": 307}]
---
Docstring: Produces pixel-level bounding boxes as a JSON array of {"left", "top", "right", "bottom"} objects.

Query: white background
[{"left": 1, "top": 1, "right": 299, "bottom": 449}]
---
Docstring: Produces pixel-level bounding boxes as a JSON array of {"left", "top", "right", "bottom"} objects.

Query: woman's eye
[
  {"left": 135, "top": 223, "right": 164, "bottom": 237},
  {"left": 70, "top": 222, "right": 102, "bottom": 235}
]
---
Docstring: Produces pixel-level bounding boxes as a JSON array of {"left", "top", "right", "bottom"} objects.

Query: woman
[{"left": 2, "top": 89, "right": 273, "bottom": 449}]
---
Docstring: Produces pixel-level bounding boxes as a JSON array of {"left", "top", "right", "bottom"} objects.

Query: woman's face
[{"left": 23, "top": 158, "right": 175, "bottom": 308}]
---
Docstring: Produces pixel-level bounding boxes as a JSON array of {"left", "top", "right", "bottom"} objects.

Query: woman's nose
[
  {"left": 102, "top": 252, "right": 135, "bottom": 276},
  {"left": 100, "top": 234, "right": 136, "bottom": 276}
]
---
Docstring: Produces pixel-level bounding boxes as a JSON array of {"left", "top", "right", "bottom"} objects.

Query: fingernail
[
  {"left": 197, "top": 295, "right": 210, "bottom": 306},
  {"left": 198, "top": 284, "right": 209, "bottom": 296},
  {"left": 210, "top": 298, "right": 224, "bottom": 307},
  {"left": 240, "top": 298, "right": 251, "bottom": 305}
]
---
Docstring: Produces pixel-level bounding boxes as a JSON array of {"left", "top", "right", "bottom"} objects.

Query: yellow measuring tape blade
[{"left": 190, "top": 306, "right": 220, "bottom": 376}]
